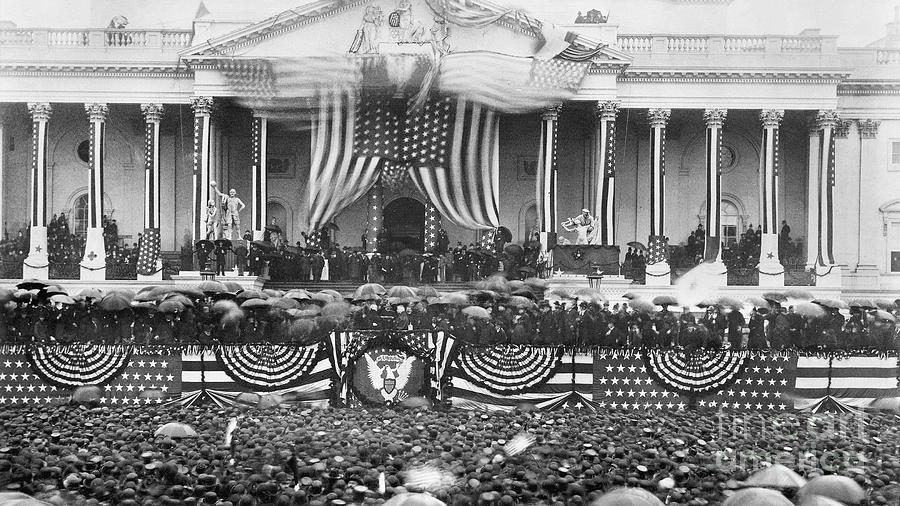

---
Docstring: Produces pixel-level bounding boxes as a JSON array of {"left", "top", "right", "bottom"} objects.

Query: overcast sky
[{"left": 0, "top": 0, "right": 895, "bottom": 47}]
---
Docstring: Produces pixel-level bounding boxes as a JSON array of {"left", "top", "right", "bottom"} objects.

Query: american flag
[
  {"left": 406, "top": 96, "right": 501, "bottom": 230},
  {"left": 0, "top": 353, "right": 180, "bottom": 406},
  {"left": 136, "top": 227, "right": 161, "bottom": 276},
  {"left": 354, "top": 94, "right": 403, "bottom": 160},
  {"left": 647, "top": 235, "right": 669, "bottom": 264}
]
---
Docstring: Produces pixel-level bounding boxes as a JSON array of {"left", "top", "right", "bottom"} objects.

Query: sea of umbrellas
[
  {"left": 1, "top": 400, "right": 899, "bottom": 505},
  {"left": 0, "top": 278, "right": 898, "bottom": 350}
]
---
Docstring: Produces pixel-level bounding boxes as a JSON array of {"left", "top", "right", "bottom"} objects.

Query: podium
[{"left": 552, "top": 245, "right": 620, "bottom": 275}]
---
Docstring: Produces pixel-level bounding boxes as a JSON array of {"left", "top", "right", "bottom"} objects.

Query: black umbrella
[
  {"left": 627, "top": 241, "right": 647, "bottom": 252},
  {"left": 17, "top": 279, "right": 47, "bottom": 290}
]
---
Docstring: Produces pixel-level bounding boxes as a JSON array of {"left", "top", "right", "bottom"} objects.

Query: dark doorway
[{"left": 383, "top": 197, "right": 425, "bottom": 251}]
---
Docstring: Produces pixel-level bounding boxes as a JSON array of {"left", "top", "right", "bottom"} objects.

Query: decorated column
[
  {"left": 23, "top": 102, "right": 51, "bottom": 279},
  {"left": 0, "top": 108, "right": 5, "bottom": 240},
  {"left": 757, "top": 109, "right": 785, "bottom": 286},
  {"left": 593, "top": 101, "right": 618, "bottom": 245},
  {"left": 702, "top": 108, "right": 728, "bottom": 285},
  {"left": 251, "top": 112, "right": 268, "bottom": 241},
  {"left": 805, "top": 120, "right": 820, "bottom": 270},
  {"left": 536, "top": 104, "right": 561, "bottom": 268},
  {"left": 855, "top": 119, "right": 880, "bottom": 273},
  {"left": 813, "top": 109, "right": 842, "bottom": 287},
  {"left": 191, "top": 96, "right": 213, "bottom": 245},
  {"left": 365, "top": 181, "right": 383, "bottom": 253},
  {"left": 137, "top": 103, "right": 164, "bottom": 281},
  {"left": 645, "top": 108, "right": 671, "bottom": 286},
  {"left": 80, "top": 103, "right": 109, "bottom": 280},
  {"left": 424, "top": 199, "right": 440, "bottom": 252}
]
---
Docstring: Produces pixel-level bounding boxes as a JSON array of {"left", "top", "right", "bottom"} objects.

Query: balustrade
[
  {"left": 781, "top": 36, "right": 822, "bottom": 53},
  {"left": 666, "top": 36, "right": 709, "bottom": 53},
  {"left": 724, "top": 36, "right": 765, "bottom": 52},
  {"left": 48, "top": 30, "right": 89, "bottom": 47},
  {"left": 617, "top": 35, "right": 652, "bottom": 53}
]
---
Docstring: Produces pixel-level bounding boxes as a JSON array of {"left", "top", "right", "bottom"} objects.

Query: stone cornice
[
  {"left": 0, "top": 63, "right": 192, "bottom": 78},
  {"left": 837, "top": 80, "right": 900, "bottom": 96},
  {"left": 620, "top": 69, "right": 850, "bottom": 84}
]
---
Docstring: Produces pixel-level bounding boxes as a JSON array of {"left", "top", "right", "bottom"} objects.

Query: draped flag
[
  {"left": 423, "top": 0, "right": 511, "bottom": 28},
  {"left": 136, "top": 228, "right": 161, "bottom": 276},
  {"left": 406, "top": 96, "right": 501, "bottom": 230},
  {"left": 792, "top": 356, "right": 900, "bottom": 411},
  {"left": 306, "top": 92, "right": 387, "bottom": 231}
]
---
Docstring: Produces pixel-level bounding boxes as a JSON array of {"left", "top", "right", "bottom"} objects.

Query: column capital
[
  {"left": 27, "top": 102, "right": 52, "bottom": 121},
  {"left": 759, "top": 109, "right": 784, "bottom": 128},
  {"left": 251, "top": 109, "right": 270, "bottom": 119},
  {"left": 647, "top": 108, "right": 670, "bottom": 128},
  {"left": 595, "top": 101, "right": 619, "bottom": 121},
  {"left": 815, "top": 109, "right": 840, "bottom": 130},
  {"left": 541, "top": 103, "right": 562, "bottom": 121},
  {"left": 833, "top": 119, "right": 851, "bottom": 139},
  {"left": 190, "top": 96, "right": 214, "bottom": 116},
  {"left": 84, "top": 103, "right": 109, "bottom": 122},
  {"left": 857, "top": 119, "right": 880, "bottom": 139},
  {"left": 703, "top": 108, "right": 727, "bottom": 127},
  {"left": 140, "top": 103, "right": 164, "bottom": 122}
]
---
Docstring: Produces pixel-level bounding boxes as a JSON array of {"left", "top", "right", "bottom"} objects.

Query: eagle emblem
[{"left": 365, "top": 353, "right": 415, "bottom": 403}]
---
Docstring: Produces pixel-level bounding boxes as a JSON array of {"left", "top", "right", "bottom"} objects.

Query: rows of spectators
[{"left": 1, "top": 283, "right": 897, "bottom": 352}]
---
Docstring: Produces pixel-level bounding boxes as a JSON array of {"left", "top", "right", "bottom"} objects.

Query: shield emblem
[{"left": 383, "top": 377, "right": 396, "bottom": 394}]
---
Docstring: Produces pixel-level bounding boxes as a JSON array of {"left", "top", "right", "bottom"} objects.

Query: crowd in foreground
[
  {"left": 0, "top": 278, "right": 897, "bottom": 352},
  {"left": 0, "top": 403, "right": 898, "bottom": 505}
]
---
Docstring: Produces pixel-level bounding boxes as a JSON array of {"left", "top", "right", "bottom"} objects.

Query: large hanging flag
[
  {"left": 406, "top": 96, "right": 501, "bottom": 230},
  {"left": 136, "top": 228, "right": 161, "bottom": 276}
]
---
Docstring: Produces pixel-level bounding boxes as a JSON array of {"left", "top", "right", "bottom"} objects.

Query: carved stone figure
[{"left": 350, "top": 5, "right": 384, "bottom": 54}]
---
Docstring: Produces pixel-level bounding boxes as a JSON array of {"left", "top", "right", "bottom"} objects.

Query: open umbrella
[
  {"left": 157, "top": 300, "right": 185, "bottom": 314},
  {"left": 629, "top": 299, "right": 656, "bottom": 314},
  {"left": 0, "top": 288, "right": 14, "bottom": 303},
  {"left": 848, "top": 298, "right": 876, "bottom": 310},
  {"left": 49, "top": 294, "right": 75, "bottom": 305},
  {"left": 511, "top": 288, "right": 537, "bottom": 300},
  {"left": 722, "top": 488, "right": 793, "bottom": 506},
  {"left": 746, "top": 464, "right": 807, "bottom": 489},
  {"left": 874, "top": 299, "right": 897, "bottom": 311},
  {"left": 793, "top": 302, "right": 827, "bottom": 319},
  {"left": 270, "top": 297, "right": 301, "bottom": 310},
  {"left": 545, "top": 287, "right": 571, "bottom": 299},
  {"left": 212, "top": 300, "right": 240, "bottom": 314},
  {"left": 241, "top": 298, "right": 271, "bottom": 309},
  {"left": 196, "top": 280, "right": 226, "bottom": 294},
  {"left": 652, "top": 295, "right": 678, "bottom": 307},
  {"left": 97, "top": 291, "right": 134, "bottom": 312},
  {"left": 439, "top": 292, "right": 469, "bottom": 306},
  {"left": 504, "top": 244, "right": 524, "bottom": 257},
  {"left": 388, "top": 285, "right": 419, "bottom": 299},
  {"left": 812, "top": 299, "right": 848, "bottom": 310},
  {"left": 622, "top": 292, "right": 641, "bottom": 300},
  {"left": 873, "top": 309, "right": 895, "bottom": 322},
  {"left": 697, "top": 297, "right": 721, "bottom": 308},
  {"left": 592, "top": 487, "right": 663, "bottom": 506},
  {"left": 783, "top": 288, "right": 814, "bottom": 301},
  {"left": 311, "top": 291, "right": 336, "bottom": 304},
  {"left": 223, "top": 281, "right": 243, "bottom": 292},
  {"left": 717, "top": 296, "right": 745, "bottom": 310},
  {"left": 762, "top": 292, "right": 788, "bottom": 303},
  {"left": 506, "top": 296, "right": 536, "bottom": 309},
  {"left": 416, "top": 286, "right": 440, "bottom": 298},
  {"left": 523, "top": 277, "right": 548, "bottom": 290},
  {"left": 796, "top": 495, "right": 845, "bottom": 506},
  {"left": 475, "top": 275, "right": 509, "bottom": 293},
  {"left": 289, "top": 308, "right": 322, "bottom": 319},
  {"left": 321, "top": 301, "right": 352, "bottom": 318},
  {"left": 236, "top": 289, "right": 268, "bottom": 300},
  {"left": 16, "top": 279, "right": 47, "bottom": 290},
  {"left": 627, "top": 241, "right": 648, "bottom": 252},
  {"left": 132, "top": 290, "right": 161, "bottom": 302},
  {"left": 354, "top": 283, "right": 386, "bottom": 300},
  {"left": 461, "top": 306, "right": 490, "bottom": 319},
  {"left": 745, "top": 297, "right": 770, "bottom": 309},
  {"left": 154, "top": 422, "right": 198, "bottom": 439},
  {"left": 263, "top": 288, "right": 284, "bottom": 298},
  {"left": 285, "top": 289, "right": 312, "bottom": 301},
  {"left": 40, "top": 284, "right": 68, "bottom": 296},
  {"left": 172, "top": 285, "right": 204, "bottom": 298},
  {"left": 163, "top": 294, "right": 195, "bottom": 307},
  {"left": 797, "top": 475, "right": 866, "bottom": 505}
]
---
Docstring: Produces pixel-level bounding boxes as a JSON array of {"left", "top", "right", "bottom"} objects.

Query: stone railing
[
  {"left": 0, "top": 28, "right": 193, "bottom": 48},
  {"left": 616, "top": 33, "right": 837, "bottom": 55},
  {"left": 876, "top": 48, "right": 900, "bottom": 64}
]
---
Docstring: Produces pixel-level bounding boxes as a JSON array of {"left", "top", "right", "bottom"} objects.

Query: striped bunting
[
  {"left": 792, "top": 356, "right": 899, "bottom": 410},
  {"left": 455, "top": 345, "right": 563, "bottom": 394},
  {"left": 30, "top": 344, "right": 130, "bottom": 387},
  {"left": 644, "top": 349, "right": 747, "bottom": 394},
  {"left": 449, "top": 352, "right": 593, "bottom": 411},
  {"left": 178, "top": 351, "right": 332, "bottom": 408},
  {"left": 217, "top": 344, "right": 322, "bottom": 391}
]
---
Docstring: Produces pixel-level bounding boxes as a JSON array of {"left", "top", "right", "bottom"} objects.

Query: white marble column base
[
  {"left": 23, "top": 226, "right": 49, "bottom": 279},
  {"left": 814, "top": 264, "right": 843, "bottom": 288},
  {"left": 80, "top": 227, "right": 107, "bottom": 281}
]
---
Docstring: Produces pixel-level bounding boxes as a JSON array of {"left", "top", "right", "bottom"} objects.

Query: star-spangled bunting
[
  {"left": 648, "top": 236, "right": 669, "bottom": 265},
  {"left": 136, "top": 228, "right": 161, "bottom": 276}
]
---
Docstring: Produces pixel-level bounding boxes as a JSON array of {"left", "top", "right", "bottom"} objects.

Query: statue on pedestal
[
  {"left": 211, "top": 181, "right": 246, "bottom": 241},
  {"left": 562, "top": 209, "right": 598, "bottom": 245}
]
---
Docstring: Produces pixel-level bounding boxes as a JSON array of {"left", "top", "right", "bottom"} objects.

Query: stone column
[
  {"left": 23, "top": 102, "right": 51, "bottom": 279},
  {"left": 365, "top": 181, "right": 383, "bottom": 253},
  {"left": 813, "top": 110, "right": 842, "bottom": 287},
  {"left": 593, "top": 101, "right": 618, "bottom": 245},
  {"left": 80, "top": 103, "right": 109, "bottom": 280},
  {"left": 805, "top": 119, "right": 820, "bottom": 270},
  {"left": 0, "top": 108, "right": 5, "bottom": 241},
  {"left": 702, "top": 109, "right": 727, "bottom": 271},
  {"left": 757, "top": 109, "right": 785, "bottom": 286},
  {"left": 138, "top": 103, "right": 164, "bottom": 281},
  {"left": 645, "top": 108, "right": 671, "bottom": 285},
  {"left": 251, "top": 112, "right": 268, "bottom": 241},
  {"left": 856, "top": 119, "right": 881, "bottom": 274},
  {"left": 536, "top": 104, "right": 561, "bottom": 270},
  {"left": 191, "top": 96, "right": 213, "bottom": 245}
]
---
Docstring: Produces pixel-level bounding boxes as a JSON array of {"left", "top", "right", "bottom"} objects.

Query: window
[
  {"left": 892, "top": 140, "right": 900, "bottom": 165},
  {"left": 891, "top": 222, "right": 900, "bottom": 273},
  {"left": 76, "top": 140, "right": 90, "bottom": 164},
  {"left": 73, "top": 194, "right": 89, "bottom": 237},
  {"left": 720, "top": 200, "right": 741, "bottom": 247}
]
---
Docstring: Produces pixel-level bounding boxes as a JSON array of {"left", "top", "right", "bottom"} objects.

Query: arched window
[
  {"left": 720, "top": 200, "right": 742, "bottom": 248},
  {"left": 73, "top": 194, "right": 89, "bottom": 237}
]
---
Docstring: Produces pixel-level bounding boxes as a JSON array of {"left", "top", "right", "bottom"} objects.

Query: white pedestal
[
  {"left": 815, "top": 264, "right": 843, "bottom": 288},
  {"left": 757, "top": 267, "right": 785, "bottom": 287},
  {"left": 757, "top": 233, "right": 784, "bottom": 287},
  {"left": 644, "top": 261, "right": 671, "bottom": 286},
  {"left": 137, "top": 260, "right": 164, "bottom": 282},
  {"left": 80, "top": 227, "right": 107, "bottom": 281},
  {"left": 23, "top": 226, "right": 49, "bottom": 279}
]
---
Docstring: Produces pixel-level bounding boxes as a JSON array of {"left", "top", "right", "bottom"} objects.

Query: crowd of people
[
  {"left": 672, "top": 221, "right": 805, "bottom": 270},
  {"left": 2, "top": 402, "right": 898, "bottom": 505},
  {"left": 1, "top": 278, "right": 897, "bottom": 352}
]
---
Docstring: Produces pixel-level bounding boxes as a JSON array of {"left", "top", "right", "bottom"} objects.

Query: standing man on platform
[{"left": 210, "top": 182, "right": 245, "bottom": 241}]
